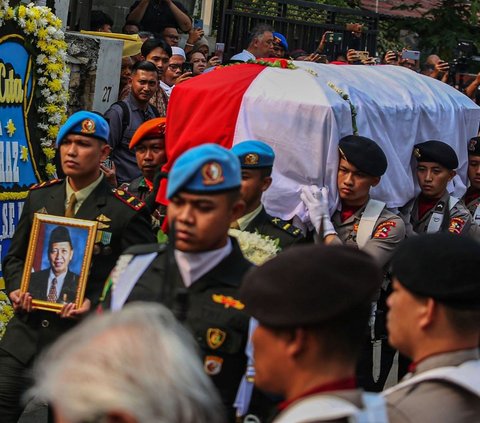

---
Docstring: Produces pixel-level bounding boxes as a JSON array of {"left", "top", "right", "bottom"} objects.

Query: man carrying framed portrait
[{"left": 0, "top": 111, "right": 155, "bottom": 423}]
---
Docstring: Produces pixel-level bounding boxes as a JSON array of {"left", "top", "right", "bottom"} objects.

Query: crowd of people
[{"left": 0, "top": 4, "right": 479, "bottom": 423}]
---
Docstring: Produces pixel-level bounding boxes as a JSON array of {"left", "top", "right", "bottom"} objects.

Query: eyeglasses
[
  {"left": 168, "top": 64, "right": 182, "bottom": 71},
  {"left": 165, "top": 35, "right": 180, "bottom": 41}
]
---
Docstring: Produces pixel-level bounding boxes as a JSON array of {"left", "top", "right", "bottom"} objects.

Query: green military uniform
[{"left": 244, "top": 206, "right": 304, "bottom": 249}]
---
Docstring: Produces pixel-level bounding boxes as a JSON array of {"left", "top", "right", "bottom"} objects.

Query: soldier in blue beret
[
  {"left": 0, "top": 111, "right": 155, "bottom": 422},
  {"left": 272, "top": 32, "right": 289, "bottom": 58},
  {"left": 231, "top": 140, "right": 304, "bottom": 249},
  {"left": 462, "top": 137, "right": 480, "bottom": 235},
  {"left": 100, "top": 143, "right": 253, "bottom": 421},
  {"left": 301, "top": 134, "right": 406, "bottom": 392},
  {"left": 400, "top": 140, "right": 473, "bottom": 236}
]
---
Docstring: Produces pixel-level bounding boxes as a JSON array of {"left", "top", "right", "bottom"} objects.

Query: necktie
[
  {"left": 65, "top": 193, "right": 77, "bottom": 218},
  {"left": 48, "top": 278, "right": 58, "bottom": 302}
]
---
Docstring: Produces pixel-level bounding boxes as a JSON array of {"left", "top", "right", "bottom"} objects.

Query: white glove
[{"left": 300, "top": 185, "right": 337, "bottom": 237}]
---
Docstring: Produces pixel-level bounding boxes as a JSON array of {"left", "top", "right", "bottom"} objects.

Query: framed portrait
[{"left": 20, "top": 214, "right": 98, "bottom": 312}]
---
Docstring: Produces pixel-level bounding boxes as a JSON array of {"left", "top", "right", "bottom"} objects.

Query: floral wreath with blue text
[{"left": 0, "top": 0, "right": 68, "bottom": 180}]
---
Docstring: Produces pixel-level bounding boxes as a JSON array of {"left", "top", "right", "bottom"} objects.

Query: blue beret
[
  {"left": 413, "top": 140, "right": 458, "bottom": 170},
  {"left": 273, "top": 32, "right": 288, "bottom": 51},
  {"left": 339, "top": 135, "right": 387, "bottom": 177},
  {"left": 56, "top": 111, "right": 110, "bottom": 147},
  {"left": 167, "top": 144, "right": 241, "bottom": 199},
  {"left": 231, "top": 140, "right": 275, "bottom": 168}
]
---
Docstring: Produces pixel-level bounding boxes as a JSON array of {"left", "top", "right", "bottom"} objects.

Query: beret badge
[
  {"left": 202, "top": 162, "right": 224, "bottom": 185},
  {"left": 244, "top": 153, "right": 259, "bottom": 165},
  {"left": 413, "top": 147, "right": 421, "bottom": 159},
  {"left": 468, "top": 139, "right": 477, "bottom": 152},
  {"left": 81, "top": 119, "right": 96, "bottom": 134}
]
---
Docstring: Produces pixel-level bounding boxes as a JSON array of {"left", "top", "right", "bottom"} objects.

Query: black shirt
[{"left": 128, "top": 0, "right": 190, "bottom": 34}]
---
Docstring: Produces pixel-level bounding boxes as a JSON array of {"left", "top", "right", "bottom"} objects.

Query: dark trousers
[{"left": 0, "top": 349, "right": 32, "bottom": 423}]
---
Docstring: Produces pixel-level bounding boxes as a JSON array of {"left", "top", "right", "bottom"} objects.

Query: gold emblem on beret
[
  {"left": 81, "top": 119, "right": 96, "bottom": 134},
  {"left": 469, "top": 139, "right": 477, "bottom": 152},
  {"left": 244, "top": 153, "right": 259, "bottom": 165},
  {"left": 202, "top": 162, "right": 224, "bottom": 185},
  {"left": 413, "top": 148, "right": 421, "bottom": 159},
  {"left": 206, "top": 328, "right": 227, "bottom": 350}
]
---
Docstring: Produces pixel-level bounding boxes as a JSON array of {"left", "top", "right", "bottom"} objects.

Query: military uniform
[
  {"left": 244, "top": 206, "right": 304, "bottom": 249},
  {"left": 0, "top": 111, "right": 156, "bottom": 423},
  {"left": 385, "top": 349, "right": 480, "bottom": 423},
  {"left": 103, "top": 239, "right": 251, "bottom": 418},
  {"left": 231, "top": 140, "right": 305, "bottom": 249},
  {"left": 332, "top": 202, "right": 405, "bottom": 268},
  {"left": 402, "top": 191, "right": 473, "bottom": 236}
]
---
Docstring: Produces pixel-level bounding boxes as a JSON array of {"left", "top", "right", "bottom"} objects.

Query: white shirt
[
  {"left": 230, "top": 49, "right": 256, "bottom": 62},
  {"left": 174, "top": 239, "right": 232, "bottom": 287}
]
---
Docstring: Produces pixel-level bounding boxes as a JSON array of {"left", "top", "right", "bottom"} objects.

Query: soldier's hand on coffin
[
  {"left": 58, "top": 298, "right": 91, "bottom": 319},
  {"left": 10, "top": 289, "right": 33, "bottom": 314},
  {"left": 300, "top": 186, "right": 330, "bottom": 230}
]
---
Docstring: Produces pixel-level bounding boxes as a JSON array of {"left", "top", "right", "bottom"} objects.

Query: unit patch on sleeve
[
  {"left": 448, "top": 217, "right": 465, "bottom": 234},
  {"left": 373, "top": 220, "right": 397, "bottom": 238}
]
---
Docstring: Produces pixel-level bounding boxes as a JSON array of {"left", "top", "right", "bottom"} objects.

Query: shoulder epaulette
[
  {"left": 113, "top": 188, "right": 146, "bottom": 211},
  {"left": 270, "top": 216, "right": 303, "bottom": 237},
  {"left": 29, "top": 179, "right": 63, "bottom": 190},
  {"left": 124, "top": 243, "right": 167, "bottom": 255}
]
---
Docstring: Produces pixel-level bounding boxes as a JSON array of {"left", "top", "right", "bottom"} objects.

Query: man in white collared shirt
[{"left": 229, "top": 24, "right": 275, "bottom": 62}]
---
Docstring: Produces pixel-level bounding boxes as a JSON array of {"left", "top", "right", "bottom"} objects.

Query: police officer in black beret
[
  {"left": 0, "top": 111, "right": 155, "bottom": 422},
  {"left": 230, "top": 140, "right": 304, "bottom": 249},
  {"left": 463, "top": 137, "right": 480, "bottom": 235},
  {"left": 301, "top": 134, "right": 406, "bottom": 392},
  {"left": 239, "top": 244, "right": 388, "bottom": 422},
  {"left": 401, "top": 140, "right": 473, "bottom": 236},
  {"left": 384, "top": 234, "right": 480, "bottom": 422}
]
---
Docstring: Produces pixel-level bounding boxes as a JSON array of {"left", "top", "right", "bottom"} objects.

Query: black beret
[
  {"left": 468, "top": 137, "right": 480, "bottom": 156},
  {"left": 413, "top": 140, "right": 458, "bottom": 170},
  {"left": 49, "top": 226, "right": 72, "bottom": 247},
  {"left": 338, "top": 135, "right": 387, "bottom": 177},
  {"left": 239, "top": 245, "right": 382, "bottom": 327},
  {"left": 391, "top": 234, "right": 480, "bottom": 310}
]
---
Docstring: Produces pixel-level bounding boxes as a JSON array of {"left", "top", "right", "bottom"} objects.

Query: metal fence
[{"left": 215, "top": 0, "right": 380, "bottom": 61}]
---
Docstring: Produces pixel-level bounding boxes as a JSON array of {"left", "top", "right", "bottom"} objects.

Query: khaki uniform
[
  {"left": 462, "top": 192, "right": 480, "bottom": 238},
  {"left": 402, "top": 191, "right": 472, "bottom": 236},
  {"left": 385, "top": 349, "right": 480, "bottom": 423},
  {"left": 332, "top": 201, "right": 406, "bottom": 268}
]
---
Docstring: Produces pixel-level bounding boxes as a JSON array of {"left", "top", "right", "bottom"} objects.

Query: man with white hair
[
  {"left": 230, "top": 23, "right": 274, "bottom": 62},
  {"left": 31, "top": 303, "right": 223, "bottom": 423}
]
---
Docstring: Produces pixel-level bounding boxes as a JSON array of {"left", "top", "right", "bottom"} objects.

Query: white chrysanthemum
[{"left": 228, "top": 229, "right": 280, "bottom": 265}]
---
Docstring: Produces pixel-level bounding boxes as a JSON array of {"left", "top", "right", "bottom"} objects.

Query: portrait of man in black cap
[{"left": 28, "top": 226, "right": 80, "bottom": 304}]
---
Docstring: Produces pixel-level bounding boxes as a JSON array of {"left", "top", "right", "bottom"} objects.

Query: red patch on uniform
[
  {"left": 353, "top": 224, "right": 359, "bottom": 232},
  {"left": 449, "top": 217, "right": 465, "bottom": 234},
  {"left": 373, "top": 221, "right": 396, "bottom": 238}
]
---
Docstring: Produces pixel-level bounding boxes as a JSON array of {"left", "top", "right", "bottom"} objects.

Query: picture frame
[{"left": 20, "top": 214, "right": 98, "bottom": 312}]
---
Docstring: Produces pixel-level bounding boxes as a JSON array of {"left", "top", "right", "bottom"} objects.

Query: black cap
[
  {"left": 413, "top": 140, "right": 458, "bottom": 170},
  {"left": 49, "top": 226, "right": 72, "bottom": 248},
  {"left": 468, "top": 137, "right": 480, "bottom": 156},
  {"left": 391, "top": 234, "right": 480, "bottom": 310},
  {"left": 338, "top": 135, "right": 388, "bottom": 177},
  {"left": 239, "top": 245, "right": 382, "bottom": 327}
]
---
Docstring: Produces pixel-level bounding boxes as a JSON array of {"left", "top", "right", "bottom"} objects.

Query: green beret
[
  {"left": 239, "top": 245, "right": 382, "bottom": 327},
  {"left": 468, "top": 137, "right": 480, "bottom": 156},
  {"left": 338, "top": 135, "right": 387, "bottom": 177},
  {"left": 413, "top": 140, "right": 458, "bottom": 170},
  {"left": 391, "top": 234, "right": 480, "bottom": 310}
]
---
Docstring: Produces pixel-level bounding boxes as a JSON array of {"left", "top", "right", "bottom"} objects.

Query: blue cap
[
  {"left": 56, "top": 111, "right": 110, "bottom": 147},
  {"left": 231, "top": 140, "right": 275, "bottom": 168},
  {"left": 273, "top": 32, "right": 288, "bottom": 51},
  {"left": 167, "top": 144, "right": 241, "bottom": 199}
]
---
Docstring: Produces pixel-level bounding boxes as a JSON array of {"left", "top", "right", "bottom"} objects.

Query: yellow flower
[
  {"left": 5, "top": 7, "right": 14, "bottom": 19},
  {"left": 30, "top": 8, "right": 41, "bottom": 20},
  {"left": 37, "top": 28, "right": 48, "bottom": 39},
  {"left": 45, "top": 163, "right": 57, "bottom": 176},
  {"left": 46, "top": 62, "right": 62, "bottom": 73},
  {"left": 25, "top": 20, "right": 36, "bottom": 34},
  {"left": 47, "top": 125, "right": 58, "bottom": 138},
  {"left": 18, "top": 5, "right": 26, "bottom": 18},
  {"left": 42, "top": 147, "right": 56, "bottom": 160},
  {"left": 48, "top": 79, "right": 62, "bottom": 92}
]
